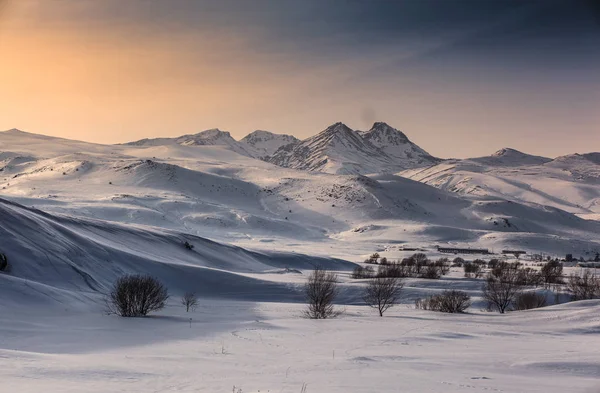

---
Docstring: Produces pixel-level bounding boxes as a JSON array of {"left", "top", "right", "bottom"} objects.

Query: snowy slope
[
  {"left": 2, "top": 128, "right": 600, "bottom": 262},
  {"left": 240, "top": 130, "right": 299, "bottom": 158},
  {"left": 0, "top": 197, "right": 354, "bottom": 304},
  {"left": 401, "top": 149, "right": 600, "bottom": 215}
]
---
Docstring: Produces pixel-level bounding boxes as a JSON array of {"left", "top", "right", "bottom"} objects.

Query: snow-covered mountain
[
  {"left": 469, "top": 148, "right": 552, "bottom": 167},
  {"left": 358, "top": 122, "right": 440, "bottom": 169},
  {"left": 239, "top": 130, "right": 299, "bottom": 158},
  {"left": 401, "top": 148, "right": 600, "bottom": 215},
  {"left": 267, "top": 122, "right": 391, "bottom": 174},
  {"left": 267, "top": 122, "right": 439, "bottom": 175},
  {"left": 125, "top": 128, "right": 260, "bottom": 157},
  {"left": 123, "top": 122, "right": 438, "bottom": 175}
]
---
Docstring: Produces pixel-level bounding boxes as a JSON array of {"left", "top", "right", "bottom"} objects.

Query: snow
[{"left": 2, "top": 127, "right": 600, "bottom": 392}]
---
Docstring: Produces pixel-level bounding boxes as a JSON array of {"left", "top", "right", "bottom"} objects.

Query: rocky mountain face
[
  {"left": 267, "top": 122, "right": 439, "bottom": 175},
  {"left": 358, "top": 122, "right": 440, "bottom": 169}
]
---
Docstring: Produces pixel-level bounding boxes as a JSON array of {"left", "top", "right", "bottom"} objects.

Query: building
[
  {"left": 437, "top": 247, "right": 490, "bottom": 255},
  {"left": 502, "top": 250, "right": 527, "bottom": 257}
]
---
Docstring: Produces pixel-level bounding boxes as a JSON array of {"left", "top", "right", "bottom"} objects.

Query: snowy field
[{"left": 2, "top": 296, "right": 600, "bottom": 393}]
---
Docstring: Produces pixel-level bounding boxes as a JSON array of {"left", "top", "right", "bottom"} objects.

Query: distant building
[
  {"left": 502, "top": 250, "right": 527, "bottom": 257},
  {"left": 437, "top": 247, "right": 490, "bottom": 255}
]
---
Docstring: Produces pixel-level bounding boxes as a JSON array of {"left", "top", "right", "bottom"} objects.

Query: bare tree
[
  {"left": 363, "top": 276, "right": 404, "bottom": 317},
  {"left": 540, "top": 260, "right": 563, "bottom": 285},
  {"left": 567, "top": 270, "right": 600, "bottom": 300},
  {"left": 106, "top": 274, "right": 169, "bottom": 317},
  {"left": 482, "top": 270, "right": 522, "bottom": 314},
  {"left": 304, "top": 268, "right": 339, "bottom": 319},
  {"left": 181, "top": 292, "right": 198, "bottom": 312}
]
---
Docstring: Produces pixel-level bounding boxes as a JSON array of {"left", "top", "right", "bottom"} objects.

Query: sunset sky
[{"left": 0, "top": 0, "right": 598, "bottom": 158}]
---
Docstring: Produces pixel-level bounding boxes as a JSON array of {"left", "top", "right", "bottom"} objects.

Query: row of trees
[
  {"left": 106, "top": 263, "right": 600, "bottom": 318},
  {"left": 481, "top": 261, "right": 599, "bottom": 313},
  {"left": 354, "top": 254, "right": 450, "bottom": 280}
]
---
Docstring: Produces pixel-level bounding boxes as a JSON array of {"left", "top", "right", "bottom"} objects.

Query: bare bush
[
  {"left": 482, "top": 270, "right": 522, "bottom": 313},
  {"left": 415, "top": 290, "right": 471, "bottom": 313},
  {"left": 107, "top": 275, "right": 169, "bottom": 317},
  {"left": 513, "top": 292, "right": 547, "bottom": 310},
  {"left": 363, "top": 276, "right": 405, "bottom": 316},
  {"left": 181, "top": 292, "right": 199, "bottom": 312},
  {"left": 304, "top": 268, "right": 339, "bottom": 319},
  {"left": 540, "top": 260, "right": 564, "bottom": 285},
  {"left": 567, "top": 270, "right": 600, "bottom": 300}
]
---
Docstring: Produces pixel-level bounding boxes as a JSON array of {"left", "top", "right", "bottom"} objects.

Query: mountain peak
[
  {"left": 492, "top": 148, "right": 524, "bottom": 157},
  {"left": 470, "top": 148, "right": 551, "bottom": 167},
  {"left": 195, "top": 128, "right": 231, "bottom": 138},
  {"left": 323, "top": 122, "right": 353, "bottom": 133},
  {"left": 363, "top": 122, "right": 410, "bottom": 143},
  {"left": 240, "top": 130, "right": 299, "bottom": 157},
  {"left": 3, "top": 128, "right": 26, "bottom": 134}
]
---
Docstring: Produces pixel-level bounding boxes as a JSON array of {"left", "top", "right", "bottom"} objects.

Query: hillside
[{"left": 401, "top": 149, "right": 600, "bottom": 215}]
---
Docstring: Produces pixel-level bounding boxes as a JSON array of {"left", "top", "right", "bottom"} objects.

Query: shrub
[
  {"left": 567, "top": 270, "right": 600, "bottom": 300},
  {"left": 452, "top": 257, "right": 465, "bottom": 267},
  {"left": 482, "top": 270, "right": 522, "bottom": 313},
  {"left": 181, "top": 292, "right": 199, "bottom": 312},
  {"left": 540, "top": 260, "right": 564, "bottom": 285},
  {"left": 304, "top": 268, "right": 339, "bottom": 319},
  {"left": 463, "top": 262, "right": 483, "bottom": 278},
  {"left": 420, "top": 263, "right": 442, "bottom": 279},
  {"left": 107, "top": 275, "right": 169, "bottom": 317},
  {"left": 513, "top": 292, "right": 547, "bottom": 310},
  {"left": 487, "top": 259, "right": 500, "bottom": 269},
  {"left": 0, "top": 252, "right": 7, "bottom": 272},
  {"left": 184, "top": 241, "right": 194, "bottom": 250},
  {"left": 435, "top": 258, "right": 450, "bottom": 275},
  {"left": 412, "top": 253, "right": 429, "bottom": 274},
  {"left": 351, "top": 265, "right": 375, "bottom": 279},
  {"left": 415, "top": 290, "right": 471, "bottom": 313},
  {"left": 366, "top": 253, "right": 380, "bottom": 264},
  {"left": 363, "top": 276, "right": 404, "bottom": 316}
]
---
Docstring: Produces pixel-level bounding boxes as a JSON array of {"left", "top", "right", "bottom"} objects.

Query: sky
[{"left": 0, "top": 0, "right": 598, "bottom": 158}]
